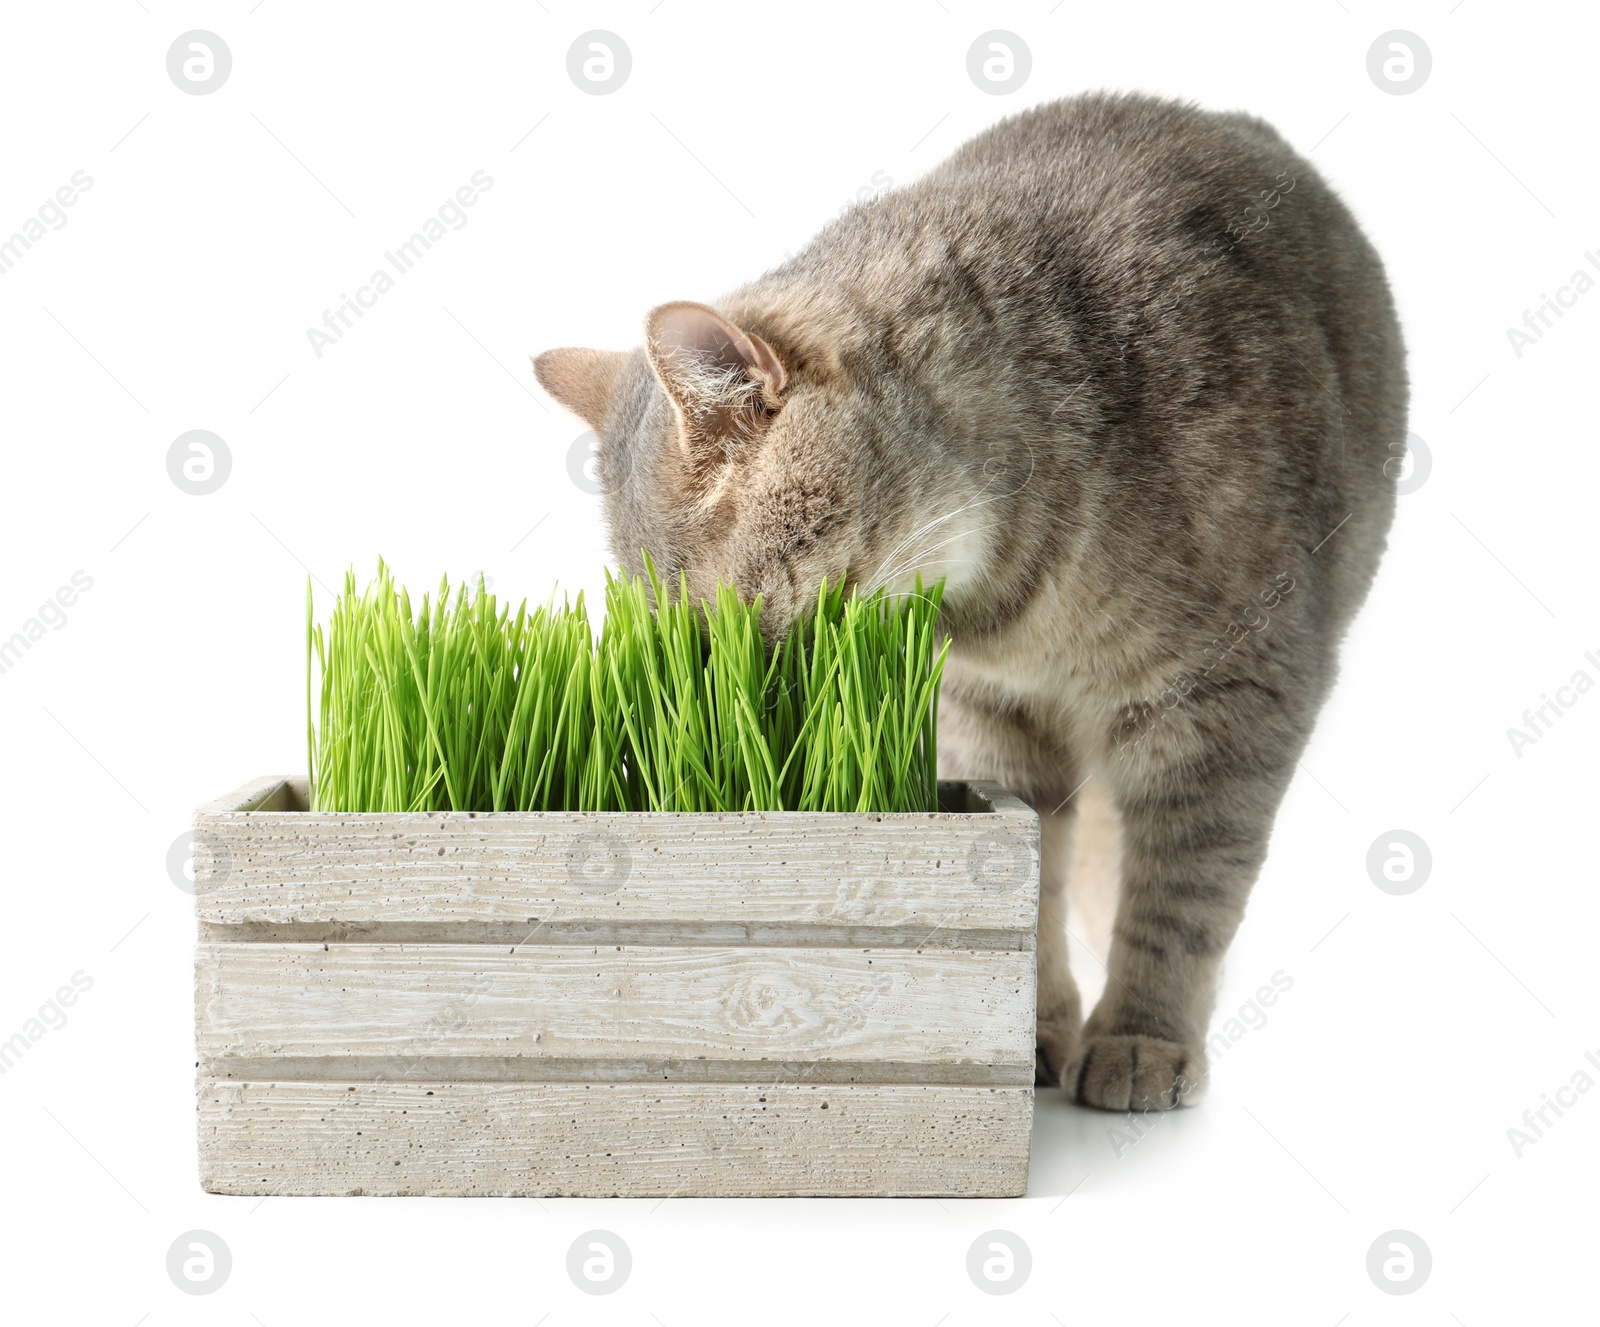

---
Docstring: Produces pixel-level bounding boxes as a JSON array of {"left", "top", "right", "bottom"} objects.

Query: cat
[{"left": 532, "top": 91, "right": 1405, "bottom": 1111}]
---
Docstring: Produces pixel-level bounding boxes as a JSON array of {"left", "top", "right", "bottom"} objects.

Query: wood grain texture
[
  {"left": 197, "top": 1080, "right": 1033, "bottom": 1197},
  {"left": 197, "top": 943, "right": 1034, "bottom": 1071},
  {"left": 191, "top": 778, "right": 1039, "bottom": 933},
  {"left": 192, "top": 776, "right": 1040, "bottom": 1197}
]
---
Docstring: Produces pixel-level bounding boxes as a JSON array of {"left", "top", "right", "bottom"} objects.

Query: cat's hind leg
[
  {"left": 1033, "top": 800, "right": 1084, "bottom": 1085},
  {"left": 936, "top": 684, "right": 1085, "bottom": 1086}
]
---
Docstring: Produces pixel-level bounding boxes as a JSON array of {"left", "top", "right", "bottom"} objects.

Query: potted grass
[{"left": 193, "top": 561, "right": 1040, "bottom": 1197}]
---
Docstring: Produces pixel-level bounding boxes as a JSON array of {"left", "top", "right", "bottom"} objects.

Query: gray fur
[{"left": 534, "top": 92, "right": 1405, "bottom": 1110}]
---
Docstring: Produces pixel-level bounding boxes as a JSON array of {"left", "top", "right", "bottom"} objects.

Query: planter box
[{"left": 192, "top": 776, "right": 1040, "bottom": 1197}]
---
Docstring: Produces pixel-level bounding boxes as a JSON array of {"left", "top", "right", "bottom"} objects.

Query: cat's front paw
[{"left": 1066, "top": 1034, "right": 1203, "bottom": 1111}]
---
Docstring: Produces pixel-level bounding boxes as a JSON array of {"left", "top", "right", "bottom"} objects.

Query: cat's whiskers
[
  {"left": 862, "top": 440, "right": 1039, "bottom": 597},
  {"left": 864, "top": 497, "right": 991, "bottom": 595},
  {"left": 870, "top": 522, "right": 1003, "bottom": 600},
  {"left": 864, "top": 464, "right": 1005, "bottom": 586}
]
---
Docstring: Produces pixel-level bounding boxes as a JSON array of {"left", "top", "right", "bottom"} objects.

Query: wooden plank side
[
  {"left": 196, "top": 944, "right": 1035, "bottom": 1069},
  {"left": 198, "top": 777, "right": 1032, "bottom": 821},
  {"left": 191, "top": 801, "right": 1040, "bottom": 932},
  {"left": 196, "top": 920, "right": 1034, "bottom": 950},
  {"left": 197, "top": 1080, "right": 1033, "bottom": 1197},
  {"left": 195, "top": 776, "right": 300, "bottom": 817}
]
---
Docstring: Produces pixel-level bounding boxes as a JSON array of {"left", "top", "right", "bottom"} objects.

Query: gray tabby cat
[{"left": 533, "top": 92, "right": 1405, "bottom": 1111}]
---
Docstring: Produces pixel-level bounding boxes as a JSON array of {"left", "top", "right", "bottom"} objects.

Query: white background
[{"left": 1, "top": 1, "right": 1595, "bottom": 1323}]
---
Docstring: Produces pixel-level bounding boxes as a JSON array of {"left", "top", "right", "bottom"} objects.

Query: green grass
[{"left": 307, "top": 558, "right": 949, "bottom": 814}]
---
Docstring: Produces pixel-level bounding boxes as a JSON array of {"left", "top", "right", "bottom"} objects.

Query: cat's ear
[
  {"left": 531, "top": 347, "right": 628, "bottom": 430},
  {"left": 644, "top": 302, "right": 786, "bottom": 466}
]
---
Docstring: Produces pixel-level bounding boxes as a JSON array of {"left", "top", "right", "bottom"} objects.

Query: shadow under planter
[{"left": 192, "top": 777, "right": 1040, "bottom": 1197}]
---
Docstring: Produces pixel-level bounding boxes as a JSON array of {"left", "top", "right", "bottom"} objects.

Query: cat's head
[{"left": 534, "top": 301, "right": 882, "bottom": 636}]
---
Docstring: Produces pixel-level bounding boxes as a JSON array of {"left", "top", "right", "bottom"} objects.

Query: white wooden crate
[{"left": 192, "top": 776, "right": 1039, "bottom": 1197}]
